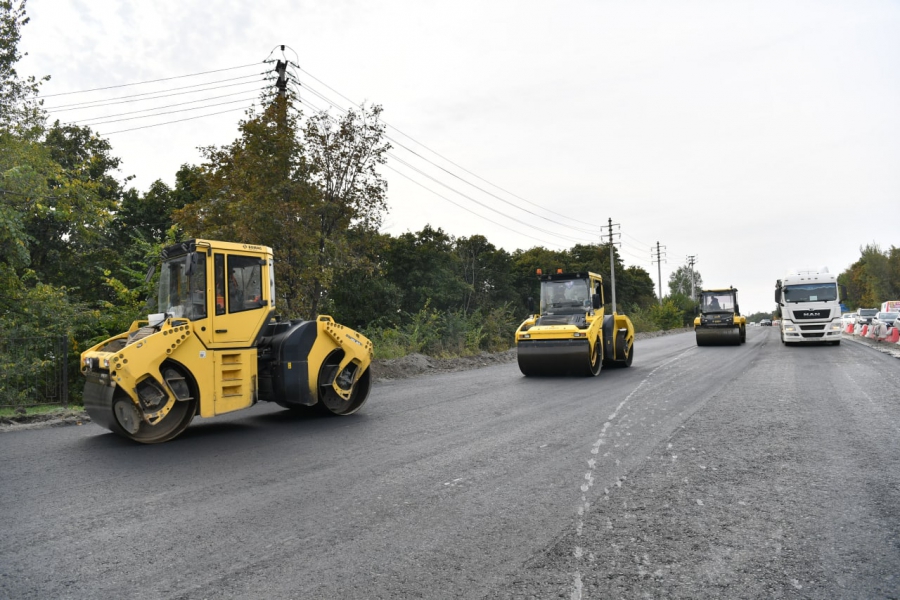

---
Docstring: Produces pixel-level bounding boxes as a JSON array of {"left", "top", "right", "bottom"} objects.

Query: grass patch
[{"left": 0, "top": 404, "right": 76, "bottom": 418}]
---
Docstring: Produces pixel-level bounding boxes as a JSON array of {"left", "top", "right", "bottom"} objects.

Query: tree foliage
[
  {"left": 838, "top": 244, "right": 900, "bottom": 309},
  {"left": 668, "top": 264, "right": 703, "bottom": 297},
  {"left": 0, "top": 0, "right": 44, "bottom": 136}
]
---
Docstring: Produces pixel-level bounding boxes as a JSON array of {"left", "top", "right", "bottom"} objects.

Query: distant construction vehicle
[
  {"left": 80, "top": 239, "right": 373, "bottom": 443},
  {"left": 515, "top": 270, "right": 634, "bottom": 376},
  {"left": 694, "top": 287, "right": 746, "bottom": 346}
]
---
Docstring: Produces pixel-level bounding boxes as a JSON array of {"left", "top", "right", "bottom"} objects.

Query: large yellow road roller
[
  {"left": 80, "top": 239, "right": 373, "bottom": 443},
  {"left": 694, "top": 287, "right": 746, "bottom": 346},
  {"left": 515, "top": 270, "right": 634, "bottom": 376}
]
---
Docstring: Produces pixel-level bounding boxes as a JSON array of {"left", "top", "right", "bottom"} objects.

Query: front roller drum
[
  {"left": 517, "top": 339, "right": 598, "bottom": 376},
  {"left": 83, "top": 378, "right": 197, "bottom": 443},
  {"left": 695, "top": 326, "right": 741, "bottom": 346}
]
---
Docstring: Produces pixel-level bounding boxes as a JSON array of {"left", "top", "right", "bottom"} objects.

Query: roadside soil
[{"left": 0, "top": 328, "right": 692, "bottom": 434}]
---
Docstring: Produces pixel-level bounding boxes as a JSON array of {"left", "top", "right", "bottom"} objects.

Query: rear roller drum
[{"left": 317, "top": 350, "right": 371, "bottom": 415}]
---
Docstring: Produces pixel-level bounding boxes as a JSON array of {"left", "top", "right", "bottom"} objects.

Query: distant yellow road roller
[
  {"left": 80, "top": 239, "right": 373, "bottom": 443},
  {"left": 515, "top": 270, "right": 634, "bottom": 376},
  {"left": 694, "top": 287, "right": 746, "bottom": 346}
]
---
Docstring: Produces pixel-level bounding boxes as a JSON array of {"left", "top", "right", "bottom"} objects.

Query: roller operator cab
[
  {"left": 774, "top": 267, "right": 844, "bottom": 346},
  {"left": 693, "top": 287, "right": 746, "bottom": 346},
  {"left": 515, "top": 271, "right": 634, "bottom": 376},
  {"left": 80, "top": 239, "right": 373, "bottom": 443}
]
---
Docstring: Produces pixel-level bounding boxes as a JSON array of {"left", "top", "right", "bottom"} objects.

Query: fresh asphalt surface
[{"left": 2, "top": 328, "right": 899, "bottom": 599}]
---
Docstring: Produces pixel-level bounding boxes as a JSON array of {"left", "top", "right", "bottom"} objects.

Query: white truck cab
[{"left": 774, "top": 267, "right": 844, "bottom": 345}]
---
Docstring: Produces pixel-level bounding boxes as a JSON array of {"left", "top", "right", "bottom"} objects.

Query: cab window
[{"left": 226, "top": 255, "right": 265, "bottom": 314}]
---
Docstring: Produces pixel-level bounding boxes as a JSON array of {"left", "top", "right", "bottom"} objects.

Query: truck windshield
[
  {"left": 158, "top": 252, "right": 207, "bottom": 320},
  {"left": 700, "top": 292, "right": 734, "bottom": 312},
  {"left": 541, "top": 279, "right": 591, "bottom": 315},
  {"left": 783, "top": 283, "right": 837, "bottom": 303}
]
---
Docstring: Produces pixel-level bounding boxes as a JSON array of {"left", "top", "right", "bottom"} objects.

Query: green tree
[
  {"left": 383, "top": 225, "right": 468, "bottom": 314},
  {"left": 0, "top": 0, "right": 45, "bottom": 136},
  {"left": 838, "top": 243, "right": 900, "bottom": 309},
  {"left": 454, "top": 234, "right": 515, "bottom": 314},
  {"left": 649, "top": 299, "right": 683, "bottom": 330},
  {"left": 302, "top": 104, "right": 390, "bottom": 315},
  {"left": 174, "top": 96, "right": 317, "bottom": 317},
  {"left": 668, "top": 264, "right": 703, "bottom": 297}
]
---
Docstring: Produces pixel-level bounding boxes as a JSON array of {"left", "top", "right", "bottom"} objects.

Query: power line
[
  {"left": 97, "top": 105, "right": 256, "bottom": 136},
  {"left": 290, "top": 66, "right": 610, "bottom": 233},
  {"left": 68, "top": 89, "right": 265, "bottom": 124},
  {"left": 38, "top": 63, "right": 262, "bottom": 98},
  {"left": 77, "top": 95, "right": 272, "bottom": 128},
  {"left": 43, "top": 74, "right": 266, "bottom": 111},
  {"left": 288, "top": 75, "right": 600, "bottom": 244},
  {"left": 297, "top": 96, "right": 566, "bottom": 248}
]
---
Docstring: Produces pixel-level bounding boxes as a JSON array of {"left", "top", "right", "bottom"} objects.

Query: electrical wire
[
  {"left": 289, "top": 76, "right": 600, "bottom": 245},
  {"left": 68, "top": 89, "right": 265, "bottom": 124},
  {"left": 78, "top": 94, "right": 272, "bottom": 127},
  {"left": 298, "top": 95, "right": 567, "bottom": 248},
  {"left": 293, "top": 65, "right": 612, "bottom": 231},
  {"left": 38, "top": 63, "right": 262, "bottom": 98},
  {"left": 96, "top": 105, "right": 256, "bottom": 136},
  {"left": 43, "top": 74, "right": 266, "bottom": 111}
]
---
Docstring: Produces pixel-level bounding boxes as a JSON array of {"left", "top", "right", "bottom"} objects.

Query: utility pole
[
  {"left": 651, "top": 241, "right": 667, "bottom": 305},
  {"left": 687, "top": 255, "right": 697, "bottom": 298},
  {"left": 275, "top": 59, "right": 288, "bottom": 98},
  {"left": 606, "top": 218, "right": 620, "bottom": 313}
]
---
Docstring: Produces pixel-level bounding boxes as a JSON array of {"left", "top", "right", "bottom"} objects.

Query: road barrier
[
  {"left": 845, "top": 324, "right": 854, "bottom": 334},
  {"left": 885, "top": 327, "right": 900, "bottom": 344},
  {"left": 861, "top": 325, "right": 868, "bottom": 337}
]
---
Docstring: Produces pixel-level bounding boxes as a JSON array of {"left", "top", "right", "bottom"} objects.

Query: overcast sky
[{"left": 19, "top": 0, "right": 900, "bottom": 315}]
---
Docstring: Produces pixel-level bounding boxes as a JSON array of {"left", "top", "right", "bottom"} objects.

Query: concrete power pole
[
  {"left": 687, "top": 255, "right": 697, "bottom": 298},
  {"left": 651, "top": 241, "right": 667, "bottom": 305},
  {"left": 606, "top": 218, "right": 620, "bottom": 314}
]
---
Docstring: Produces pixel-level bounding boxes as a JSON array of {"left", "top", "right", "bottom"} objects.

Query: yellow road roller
[
  {"left": 80, "top": 239, "right": 373, "bottom": 443},
  {"left": 515, "top": 270, "right": 634, "bottom": 376},
  {"left": 694, "top": 287, "right": 746, "bottom": 346}
]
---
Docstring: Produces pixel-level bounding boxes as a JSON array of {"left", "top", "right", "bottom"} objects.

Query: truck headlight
[
  {"left": 830, "top": 322, "right": 842, "bottom": 330},
  {"left": 784, "top": 325, "right": 795, "bottom": 332},
  {"left": 520, "top": 333, "right": 531, "bottom": 339}
]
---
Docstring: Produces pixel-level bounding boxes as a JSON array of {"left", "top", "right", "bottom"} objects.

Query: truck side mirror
[
  {"left": 591, "top": 293, "right": 601, "bottom": 310},
  {"left": 839, "top": 284, "right": 847, "bottom": 301},
  {"left": 527, "top": 297, "right": 535, "bottom": 313}
]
